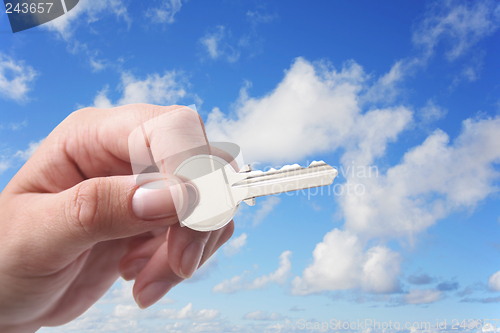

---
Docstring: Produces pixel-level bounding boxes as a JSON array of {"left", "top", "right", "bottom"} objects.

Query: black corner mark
[
  {"left": 4, "top": 0, "right": 80, "bottom": 33},
  {"left": 64, "top": 0, "right": 77, "bottom": 11}
]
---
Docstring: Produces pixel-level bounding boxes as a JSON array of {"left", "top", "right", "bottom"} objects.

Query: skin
[{"left": 0, "top": 104, "right": 234, "bottom": 332}]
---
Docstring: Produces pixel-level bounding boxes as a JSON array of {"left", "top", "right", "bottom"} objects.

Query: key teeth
[
  {"left": 239, "top": 164, "right": 252, "bottom": 173},
  {"left": 274, "top": 161, "right": 327, "bottom": 172},
  {"left": 309, "top": 160, "right": 326, "bottom": 167},
  {"left": 278, "top": 163, "right": 302, "bottom": 172}
]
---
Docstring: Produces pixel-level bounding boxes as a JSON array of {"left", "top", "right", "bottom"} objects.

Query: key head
[{"left": 174, "top": 155, "right": 247, "bottom": 231}]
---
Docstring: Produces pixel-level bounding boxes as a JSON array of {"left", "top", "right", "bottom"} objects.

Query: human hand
[{"left": 0, "top": 105, "right": 234, "bottom": 332}]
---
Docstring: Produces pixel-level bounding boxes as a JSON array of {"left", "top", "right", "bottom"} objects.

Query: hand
[{"left": 0, "top": 105, "right": 234, "bottom": 332}]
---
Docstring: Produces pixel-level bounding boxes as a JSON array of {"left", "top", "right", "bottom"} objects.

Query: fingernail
[
  {"left": 132, "top": 179, "right": 184, "bottom": 220},
  {"left": 135, "top": 281, "right": 174, "bottom": 309},
  {"left": 179, "top": 240, "right": 205, "bottom": 279},
  {"left": 121, "top": 258, "right": 149, "bottom": 281}
]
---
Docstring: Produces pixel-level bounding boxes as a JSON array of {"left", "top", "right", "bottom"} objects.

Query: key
[{"left": 174, "top": 155, "right": 338, "bottom": 232}]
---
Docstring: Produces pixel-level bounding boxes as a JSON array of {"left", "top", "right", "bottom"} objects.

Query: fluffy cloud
[
  {"left": 291, "top": 229, "right": 401, "bottom": 295},
  {"left": 243, "top": 311, "right": 284, "bottom": 321},
  {"left": 199, "top": 26, "right": 240, "bottom": 63},
  {"left": 365, "top": 0, "right": 500, "bottom": 103},
  {"left": 488, "top": 270, "right": 500, "bottom": 291},
  {"left": 213, "top": 251, "right": 292, "bottom": 293},
  {"left": 0, "top": 138, "right": 45, "bottom": 175},
  {"left": 404, "top": 289, "right": 442, "bottom": 304},
  {"left": 14, "top": 138, "right": 45, "bottom": 160},
  {"left": 146, "top": 0, "right": 182, "bottom": 24},
  {"left": 92, "top": 71, "right": 189, "bottom": 108},
  {"left": 0, "top": 53, "right": 37, "bottom": 102},
  {"left": 418, "top": 99, "right": 447, "bottom": 124},
  {"left": 206, "top": 57, "right": 412, "bottom": 165},
  {"left": 412, "top": 0, "right": 500, "bottom": 60},
  {"left": 253, "top": 197, "right": 281, "bottom": 226},
  {"left": 38, "top": 301, "right": 219, "bottom": 332},
  {"left": 0, "top": 160, "right": 10, "bottom": 174},
  {"left": 246, "top": 10, "right": 276, "bottom": 26},
  {"left": 158, "top": 303, "right": 219, "bottom": 322},
  {"left": 212, "top": 273, "right": 245, "bottom": 294},
  {"left": 292, "top": 116, "right": 500, "bottom": 296},
  {"left": 250, "top": 250, "right": 292, "bottom": 288},
  {"left": 341, "top": 117, "right": 500, "bottom": 241},
  {"left": 224, "top": 233, "right": 247, "bottom": 256},
  {"left": 44, "top": 0, "right": 131, "bottom": 39}
]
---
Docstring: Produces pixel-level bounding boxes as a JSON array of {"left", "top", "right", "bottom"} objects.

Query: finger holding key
[
  {"left": 129, "top": 106, "right": 237, "bottom": 307},
  {"left": 131, "top": 224, "right": 233, "bottom": 308}
]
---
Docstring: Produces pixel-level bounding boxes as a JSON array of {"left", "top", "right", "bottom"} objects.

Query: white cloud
[
  {"left": 253, "top": 197, "right": 281, "bottom": 226},
  {"left": 158, "top": 303, "right": 220, "bottom": 322},
  {"left": 404, "top": 289, "right": 442, "bottom": 305},
  {"left": 204, "top": 51, "right": 500, "bottom": 299},
  {"left": 418, "top": 99, "right": 447, "bottom": 123},
  {"left": 246, "top": 10, "right": 276, "bottom": 26},
  {"left": 365, "top": 0, "right": 500, "bottom": 102},
  {"left": 0, "top": 53, "right": 37, "bottom": 102},
  {"left": 4, "top": 120, "right": 28, "bottom": 131},
  {"left": 206, "top": 57, "right": 413, "bottom": 165},
  {"left": 92, "top": 71, "right": 188, "bottom": 108},
  {"left": 100, "top": 279, "right": 136, "bottom": 304},
  {"left": 212, "top": 272, "right": 245, "bottom": 294},
  {"left": 361, "top": 246, "right": 402, "bottom": 294},
  {"left": 291, "top": 229, "right": 401, "bottom": 295},
  {"left": 39, "top": 301, "right": 220, "bottom": 333},
  {"left": 412, "top": 0, "right": 500, "bottom": 61},
  {"left": 249, "top": 250, "right": 292, "bottom": 289},
  {"left": 146, "top": 0, "right": 182, "bottom": 24},
  {"left": 44, "top": 0, "right": 131, "bottom": 39},
  {"left": 213, "top": 251, "right": 292, "bottom": 293},
  {"left": 14, "top": 138, "right": 45, "bottom": 160},
  {"left": 363, "top": 58, "right": 419, "bottom": 104},
  {"left": 224, "top": 233, "right": 247, "bottom": 256},
  {"left": 341, "top": 116, "right": 500, "bottom": 241},
  {"left": 201, "top": 26, "right": 223, "bottom": 59},
  {"left": 38, "top": 306, "right": 141, "bottom": 332},
  {"left": 0, "top": 138, "right": 45, "bottom": 175},
  {"left": 0, "top": 160, "right": 11, "bottom": 174},
  {"left": 111, "top": 304, "right": 145, "bottom": 319},
  {"left": 200, "top": 26, "right": 240, "bottom": 63},
  {"left": 89, "top": 57, "right": 107, "bottom": 72},
  {"left": 488, "top": 270, "right": 500, "bottom": 291},
  {"left": 243, "top": 311, "right": 284, "bottom": 321},
  {"left": 291, "top": 116, "right": 500, "bottom": 296}
]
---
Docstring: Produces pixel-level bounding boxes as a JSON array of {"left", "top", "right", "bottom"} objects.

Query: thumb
[{"left": 53, "top": 173, "right": 188, "bottom": 246}]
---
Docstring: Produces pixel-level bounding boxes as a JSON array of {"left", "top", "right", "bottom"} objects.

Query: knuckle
[
  {"left": 66, "top": 179, "right": 108, "bottom": 240},
  {"left": 168, "top": 106, "right": 201, "bottom": 125},
  {"left": 68, "top": 107, "right": 95, "bottom": 120}
]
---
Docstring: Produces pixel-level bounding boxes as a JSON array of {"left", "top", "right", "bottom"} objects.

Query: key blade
[{"left": 232, "top": 161, "right": 338, "bottom": 200}]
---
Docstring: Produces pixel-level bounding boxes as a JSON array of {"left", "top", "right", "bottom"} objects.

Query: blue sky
[{"left": 1, "top": 0, "right": 500, "bottom": 332}]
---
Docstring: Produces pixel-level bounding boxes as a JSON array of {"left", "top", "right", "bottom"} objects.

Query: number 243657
[{"left": 5, "top": 3, "right": 53, "bottom": 14}]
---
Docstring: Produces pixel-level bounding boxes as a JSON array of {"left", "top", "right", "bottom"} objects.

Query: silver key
[{"left": 174, "top": 155, "right": 338, "bottom": 232}]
